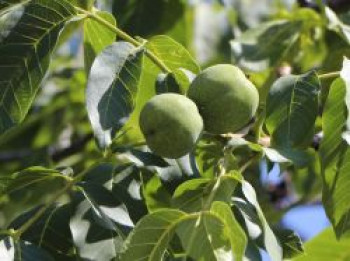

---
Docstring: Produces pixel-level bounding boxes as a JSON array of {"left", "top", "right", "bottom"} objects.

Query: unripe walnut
[
  {"left": 188, "top": 64, "right": 259, "bottom": 134},
  {"left": 139, "top": 93, "right": 203, "bottom": 159}
]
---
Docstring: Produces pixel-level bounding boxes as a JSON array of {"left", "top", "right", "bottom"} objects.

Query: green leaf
[
  {"left": 0, "top": 237, "right": 14, "bottom": 260},
  {"left": 120, "top": 209, "right": 186, "bottom": 261},
  {"left": 146, "top": 35, "right": 200, "bottom": 74},
  {"left": 210, "top": 201, "right": 247, "bottom": 261},
  {"left": 112, "top": 147, "right": 170, "bottom": 168},
  {"left": 325, "top": 7, "right": 350, "bottom": 44},
  {"left": 176, "top": 212, "right": 233, "bottom": 261},
  {"left": 341, "top": 57, "right": 350, "bottom": 144},
  {"left": 322, "top": 31, "right": 350, "bottom": 74},
  {"left": 156, "top": 72, "right": 181, "bottom": 95},
  {"left": 0, "top": 237, "right": 55, "bottom": 261},
  {"left": 319, "top": 78, "right": 350, "bottom": 238},
  {"left": 194, "top": 136, "right": 224, "bottom": 179},
  {"left": 156, "top": 69, "right": 195, "bottom": 95},
  {"left": 56, "top": 17, "right": 84, "bottom": 48},
  {"left": 83, "top": 11, "right": 116, "bottom": 75},
  {"left": 0, "top": 167, "right": 69, "bottom": 228},
  {"left": 262, "top": 147, "right": 290, "bottom": 163},
  {"left": 266, "top": 71, "right": 320, "bottom": 149},
  {"left": 111, "top": 164, "right": 148, "bottom": 223},
  {"left": 71, "top": 0, "right": 94, "bottom": 10},
  {"left": 0, "top": 0, "right": 30, "bottom": 16},
  {"left": 237, "top": 181, "right": 282, "bottom": 261},
  {"left": 274, "top": 228, "right": 303, "bottom": 259},
  {"left": 70, "top": 183, "right": 129, "bottom": 260},
  {"left": 0, "top": 0, "right": 77, "bottom": 135},
  {"left": 10, "top": 204, "right": 75, "bottom": 259},
  {"left": 86, "top": 42, "right": 144, "bottom": 149},
  {"left": 143, "top": 173, "right": 172, "bottom": 212},
  {"left": 112, "top": 0, "right": 185, "bottom": 38},
  {"left": 230, "top": 20, "right": 301, "bottom": 72},
  {"left": 172, "top": 174, "right": 238, "bottom": 212},
  {"left": 293, "top": 228, "right": 350, "bottom": 261}
]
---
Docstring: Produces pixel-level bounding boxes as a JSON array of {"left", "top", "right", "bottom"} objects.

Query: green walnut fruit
[
  {"left": 139, "top": 93, "right": 203, "bottom": 159},
  {"left": 188, "top": 64, "right": 259, "bottom": 134}
]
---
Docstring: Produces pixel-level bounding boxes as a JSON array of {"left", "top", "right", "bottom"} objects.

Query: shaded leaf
[
  {"left": 0, "top": 0, "right": 77, "bottom": 135},
  {"left": 155, "top": 68, "right": 195, "bottom": 95},
  {"left": 266, "top": 71, "right": 320, "bottom": 149},
  {"left": 112, "top": 0, "right": 185, "bottom": 38},
  {"left": 237, "top": 181, "right": 282, "bottom": 261},
  {"left": 70, "top": 184, "right": 128, "bottom": 261},
  {"left": 112, "top": 147, "right": 170, "bottom": 168},
  {"left": 231, "top": 20, "right": 301, "bottom": 72},
  {"left": 86, "top": 41, "right": 144, "bottom": 149},
  {"left": 10, "top": 205, "right": 74, "bottom": 258},
  {"left": 0, "top": 167, "right": 69, "bottom": 228},
  {"left": 111, "top": 164, "right": 148, "bottom": 223},
  {"left": 82, "top": 162, "right": 115, "bottom": 189},
  {"left": 143, "top": 173, "right": 172, "bottom": 212},
  {"left": 325, "top": 7, "right": 350, "bottom": 44},
  {"left": 274, "top": 228, "right": 303, "bottom": 259},
  {"left": 155, "top": 73, "right": 180, "bottom": 94},
  {"left": 0, "top": 237, "right": 54, "bottom": 261}
]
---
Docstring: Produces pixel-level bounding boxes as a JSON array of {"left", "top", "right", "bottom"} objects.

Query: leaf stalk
[
  {"left": 318, "top": 71, "right": 340, "bottom": 80},
  {"left": 74, "top": 6, "right": 171, "bottom": 73}
]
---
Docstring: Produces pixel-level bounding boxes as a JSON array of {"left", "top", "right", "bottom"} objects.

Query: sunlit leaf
[
  {"left": 0, "top": 0, "right": 29, "bottom": 16},
  {"left": 172, "top": 174, "right": 238, "bottom": 212},
  {"left": 194, "top": 136, "right": 224, "bottom": 179},
  {"left": 319, "top": 78, "right": 350, "bottom": 238},
  {"left": 86, "top": 41, "right": 144, "bottom": 149},
  {"left": 121, "top": 209, "right": 185, "bottom": 261},
  {"left": 211, "top": 201, "right": 247, "bottom": 261},
  {"left": 293, "top": 228, "right": 350, "bottom": 261},
  {"left": 176, "top": 211, "right": 233, "bottom": 261},
  {"left": 340, "top": 57, "right": 350, "bottom": 144},
  {"left": 146, "top": 35, "right": 200, "bottom": 74}
]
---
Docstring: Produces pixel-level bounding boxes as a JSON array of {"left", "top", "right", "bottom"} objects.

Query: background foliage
[{"left": 0, "top": 0, "right": 350, "bottom": 260}]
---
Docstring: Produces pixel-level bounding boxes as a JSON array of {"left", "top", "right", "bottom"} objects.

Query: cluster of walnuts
[{"left": 140, "top": 64, "right": 259, "bottom": 159}]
